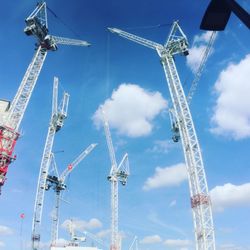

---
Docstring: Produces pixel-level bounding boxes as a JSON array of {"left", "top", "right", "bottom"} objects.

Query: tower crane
[
  {"left": 32, "top": 77, "right": 69, "bottom": 250},
  {"left": 108, "top": 21, "right": 215, "bottom": 250},
  {"left": 102, "top": 110, "right": 130, "bottom": 250},
  {"left": 66, "top": 219, "right": 87, "bottom": 247},
  {"left": 0, "top": 1, "right": 90, "bottom": 193},
  {"left": 83, "top": 231, "right": 108, "bottom": 249},
  {"left": 46, "top": 143, "right": 97, "bottom": 247},
  {"left": 128, "top": 236, "right": 138, "bottom": 250}
]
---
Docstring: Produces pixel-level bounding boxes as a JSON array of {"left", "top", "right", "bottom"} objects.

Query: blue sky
[{"left": 0, "top": 0, "right": 250, "bottom": 250}]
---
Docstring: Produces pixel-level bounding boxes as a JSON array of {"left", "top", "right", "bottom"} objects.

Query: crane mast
[
  {"left": 108, "top": 22, "right": 215, "bottom": 250},
  {"left": 102, "top": 110, "right": 129, "bottom": 250},
  {"left": 32, "top": 77, "right": 69, "bottom": 250},
  {"left": 0, "top": 1, "right": 90, "bottom": 193},
  {"left": 47, "top": 143, "right": 97, "bottom": 246}
]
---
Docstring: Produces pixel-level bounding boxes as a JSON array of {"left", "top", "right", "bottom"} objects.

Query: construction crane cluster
[{"left": 0, "top": 1, "right": 226, "bottom": 250}]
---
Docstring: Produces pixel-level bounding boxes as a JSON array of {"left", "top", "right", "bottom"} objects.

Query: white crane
[
  {"left": 0, "top": 1, "right": 90, "bottom": 193},
  {"left": 66, "top": 219, "right": 87, "bottom": 247},
  {"left": 108, "top": 21, "right": 215, "bottom": 250},
  {"left": 102, "top": 110, "right": 130, "bottom": 250},
  {"left": 187, "top": 31, "right": 217, "bottom": 105},
  {"left": 83, "top": 231, "right": 108, "bottom": 249},
  {"left": 128, "top": 236, "right": 138, "bottom": 250},
  {"left": 32, "top": 77, "right": 69, "bottom": 250},
  {"left": 46, "top": 143, "right": 97, "bottom": 246}
]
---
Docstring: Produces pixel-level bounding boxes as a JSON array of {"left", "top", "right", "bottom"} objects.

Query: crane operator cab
[
  {"left": 118, "top": 170, "right": 128, "bottom": 186},
  {"left": 179, "top": 38, "right": 189, "bottom": 56},
  {"left": 172, "top": 121, "right": 180, "bottom": 143}
]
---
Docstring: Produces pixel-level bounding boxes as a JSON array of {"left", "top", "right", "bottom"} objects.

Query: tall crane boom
[
  {"left": 108, "top": 21, "right": 215, "bottom": 250},
  {"left": 0, "top": 1, "right": 90, "bottom": 193},
  {"left": 187, "top": 31, "right": 217, "bottom": 104},
  {"left": 47, "top": 143, "right": 97, "bottom": 247},
  {"left": 102, "top": 110, "right": 130, "bottom": 250},
  {"left": 102, "top": 110, "right": 117, "bottom": 174},
  {"left": 50, "top": 36, "right": 91, "bottom": 47},
  {"left": 60, "top": 143, "right": 97, "bottom": 182},
  {"left": 32, "top": 77, "right": 69, "bottom": 250},
  {"left": 128, "top": 236, "right": 138, "bottom": 250}
]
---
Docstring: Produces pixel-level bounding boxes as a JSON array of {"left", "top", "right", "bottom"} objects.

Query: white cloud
[
  {"left": 143, "top": 163, "right": 187, "bottom": 191},
  {"left": 0, "top": 225, "right": 13, "bottom": 236},
  {"left": 96, "top": 229, "right": 110, "bottom": 238},
  {"left": 146, "top": 140, "right": 174, "bottom": 154},
  {"left": 210, "top": 183, "right": 250, "bottom": 212},
  {"left": 211, "top": 54, "right": 250, "bottom": 139},
  {"left": 0, "top": 241, "right": 5, "bottom": 248},
  {"left": 164, "top": 239, "right": 192, "bottom": 248},
  {"left": 187, "top": 45, "right": 207, "bottom": 73},
  {"left": 186, "top": 31, "right": 215, "bottom": 73},
  {"left": 62, "top": 218, "right": 102, "bottom": 232},
  {"left": 92, "top": 83, "right": 167, "bottom": 137},
  {"left": 54, "top": 238, "right": 68, "bottom": 247},
  {"left": 218, "top": 243, "right": 249, "bottom": 250},
  {"left": 169, "top": 200, "right": 177, "bottom": 207},
  {"left": 140, "top": 235, "right": 162, "bottom": 244},
  {"left": 193, "top": 31, "right": 214, "bottom": 43}
]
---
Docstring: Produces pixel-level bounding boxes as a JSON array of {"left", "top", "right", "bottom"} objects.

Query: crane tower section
[
  {"left": 46, "top": 143, "right": 97, "bottom": 247},
  {"left": 102, "top": 110, "right": 129, "bottom": 250},
  {"left": 108, "top": 22, "right": 215, "bottom": 250},
  {"left": 32, "top": 77, "right": 69, "bottom": 250}
]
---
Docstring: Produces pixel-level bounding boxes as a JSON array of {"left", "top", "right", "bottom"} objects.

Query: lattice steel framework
[
  {"left": 108, "top": 21, "right": 215, "bottom": 250},
  {"left": 0, "top": 1, "right": 90, "bottom": 193}
]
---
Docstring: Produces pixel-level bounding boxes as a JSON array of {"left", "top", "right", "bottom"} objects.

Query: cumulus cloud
[
  {"left": 210, "top": 183, "right": 250, "bottom": 212},
  {"left": 211, "top": 54, "right": 250, "bottom": 139},
  {"left": 143, "top": 163, "right": 187, "bottom": 191},
  {"left": 169, "top": 200, "right": 177, "bottom": 207},
  {"left": 54, "top": 238, "right": 68, "bottom": 247},
  {"left": 186, "top": 31, "right": 215, "bottom": 72},
  {"left": 193, "top": 31, "right": 214, "bottom": 43},
  {"left": 218, "top": 243, "right": 248, "bottom": 250},
  {"left": 92, "top": 83, "right": 167, "bottom": 137},
  {"left": 164, "top": 239, "right": 192, "bottom": 248},
  {"left": 140, "top": 235, "right": 162, "bottom": 244},
  {"left": 96, "top": 229, "right": 110, "bottom": 238},
  {"left": 146, "top": 140, "right": 174, "bottom": 154},
  {"left": 0, "top": 225, "right": 13, "bottom": 236},
  {"left": 62, "top": 218, "right": 102, "bottom": 232}
]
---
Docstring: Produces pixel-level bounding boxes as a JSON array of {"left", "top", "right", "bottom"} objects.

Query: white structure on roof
[{"left": 51, "top": 247, "right": 101, "bottom": 250}]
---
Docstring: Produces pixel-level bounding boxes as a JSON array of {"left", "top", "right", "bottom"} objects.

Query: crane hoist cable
[
  {"left": 46, "top": 5, "right": 83, "bottom": 39},
  {"left": 121, "top": 23, "right": 172, "bottom": 30}
]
